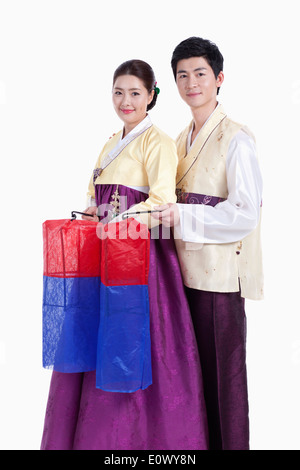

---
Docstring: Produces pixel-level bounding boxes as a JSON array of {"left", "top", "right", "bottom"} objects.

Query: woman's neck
[{"left": 122, "top": 114, "right": 148, "bottom": 139}]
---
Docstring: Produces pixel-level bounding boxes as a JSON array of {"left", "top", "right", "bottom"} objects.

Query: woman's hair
[
  {"left": 171, "top": 37, "right": 224, "bottom": 94},
  {"left": 113, "top": 59, "right": 158, "bottom": 111}
]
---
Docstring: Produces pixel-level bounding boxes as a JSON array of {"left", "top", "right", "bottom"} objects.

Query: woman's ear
[{"left": 148, "top": 89, "right": 155, "bottom": 105}]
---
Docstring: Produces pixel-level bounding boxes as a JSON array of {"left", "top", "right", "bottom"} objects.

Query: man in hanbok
[{"left": 153, "top": 37, "right": 264, "bottom": 450}]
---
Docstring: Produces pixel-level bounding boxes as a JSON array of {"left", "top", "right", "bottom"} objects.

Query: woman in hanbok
[{"left": 41, "top": 60, "right": 208, "bottom": 450}]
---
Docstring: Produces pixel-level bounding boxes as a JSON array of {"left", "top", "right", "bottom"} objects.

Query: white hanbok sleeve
[{"left": 176, "top": 130, "right": 263, "bottom": 244}]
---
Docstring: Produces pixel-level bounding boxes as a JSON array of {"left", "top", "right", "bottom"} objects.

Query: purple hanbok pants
[{"left": 185, "top": 287, "right": 249, "bottom": 450}]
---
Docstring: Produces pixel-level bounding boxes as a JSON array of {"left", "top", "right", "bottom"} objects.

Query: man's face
[{"left": 176, "top": 57, "right": 224, "bottom": 111}]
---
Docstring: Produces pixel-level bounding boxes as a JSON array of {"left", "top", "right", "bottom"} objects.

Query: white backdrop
[{"left": 0, "top": 0, "right": 299, "bottom": 450}]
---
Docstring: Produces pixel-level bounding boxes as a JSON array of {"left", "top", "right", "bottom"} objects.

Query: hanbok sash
[{"left": 42, "top": 217, "right": 151, "bottom": 393}]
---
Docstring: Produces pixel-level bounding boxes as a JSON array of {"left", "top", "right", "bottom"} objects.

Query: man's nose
[{"left": 186, "top": 75, "right": 198, "bottom": 89}]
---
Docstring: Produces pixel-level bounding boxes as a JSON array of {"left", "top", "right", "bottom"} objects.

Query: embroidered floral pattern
[
  {"left": 203, "top": 195, "right": 213, "bottom": 205},
  {"left": 93, "top": 168, "right": 102, "bottom": 184}
]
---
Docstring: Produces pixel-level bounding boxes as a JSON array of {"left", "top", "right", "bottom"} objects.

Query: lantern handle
[
  {"left": 71, "top": 211, "right": 96, "bottom": 221},
  {"left": 122, "top": 210, "right": 162, "bottom": 220}
]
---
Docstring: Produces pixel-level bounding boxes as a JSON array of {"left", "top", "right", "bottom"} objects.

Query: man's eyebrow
[{"left": 177, "top": 67, "right": 207, "bottom": 74}]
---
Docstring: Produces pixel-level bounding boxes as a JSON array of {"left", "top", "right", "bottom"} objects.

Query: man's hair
[{"left": 171, "top": 37, "right": 224, "bottom": 93}]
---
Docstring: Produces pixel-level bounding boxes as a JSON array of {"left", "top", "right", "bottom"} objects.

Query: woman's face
[{"left": 112, "top": 75, "right": 154, "bottom": 134}]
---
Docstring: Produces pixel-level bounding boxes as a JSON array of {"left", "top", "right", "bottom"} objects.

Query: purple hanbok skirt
[{"left": 40, "top": 185, "right": 208, "bottom": 450}]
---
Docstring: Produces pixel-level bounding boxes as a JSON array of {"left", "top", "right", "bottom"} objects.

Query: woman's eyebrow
[{"left": 114, "top": 87, "right": 142, "bottom": 91}]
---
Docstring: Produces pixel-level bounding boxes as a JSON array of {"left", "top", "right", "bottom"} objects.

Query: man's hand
[{"left": 151, "top": 203, "right": 180, "bottom": 227}]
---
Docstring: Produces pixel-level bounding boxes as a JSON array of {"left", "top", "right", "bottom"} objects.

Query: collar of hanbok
[
  {"left": 187, "top": 102, "right": 221, "bottom": 153},
  {"left": 120, "top": 114, "right": 153, "bottom": 144},
  {"left": 100, "top": 115, "right": 153, "bottom": 172},
  {"left": 176, "top": 103, "right": 227, "bottom": 186}
]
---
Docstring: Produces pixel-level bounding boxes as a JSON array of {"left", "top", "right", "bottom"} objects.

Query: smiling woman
[
  {"left": 113, "top": 74, "right": 154, "bottom": 137},
  {"left": 113, "top": 60, "right": 158, "bottom": 105}
]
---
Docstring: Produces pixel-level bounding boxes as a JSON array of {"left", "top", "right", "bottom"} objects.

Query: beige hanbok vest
[{"left": 175, "top": 105, "right": 264, "bottom": 300}]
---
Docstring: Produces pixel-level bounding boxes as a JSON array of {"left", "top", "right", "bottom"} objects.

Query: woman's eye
[{"left": 132, "top": 92, "right": 140, "bottom": 96}]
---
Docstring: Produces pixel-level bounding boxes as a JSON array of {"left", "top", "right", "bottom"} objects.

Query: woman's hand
[{"left": 82, "top": 206, "right": 99, "bottom": 222}]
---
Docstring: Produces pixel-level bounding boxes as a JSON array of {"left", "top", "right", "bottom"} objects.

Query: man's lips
[{"left": 187, "top": 92, "right": 202, "bottom": 97}]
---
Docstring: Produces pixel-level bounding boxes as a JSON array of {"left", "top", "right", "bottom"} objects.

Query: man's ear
[{"left": 216, "top": 71, "right": 225, "bottom": 88}]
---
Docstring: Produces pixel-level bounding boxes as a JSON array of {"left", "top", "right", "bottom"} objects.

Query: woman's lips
[{"left": 121, "top": 109, "right": 135, "bottom": 114}]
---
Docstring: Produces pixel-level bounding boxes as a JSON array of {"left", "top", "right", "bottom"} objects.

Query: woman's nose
[{"left": 122, "top": 93, "right": 131, "bottom": 106}]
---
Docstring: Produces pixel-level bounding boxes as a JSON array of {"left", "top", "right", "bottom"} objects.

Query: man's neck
[{"left": 191, "top": 101, "right": 219, "bottom": 134}]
